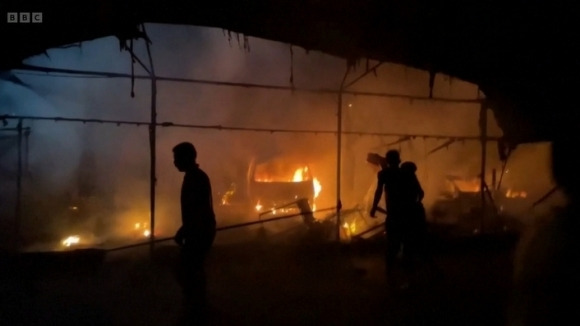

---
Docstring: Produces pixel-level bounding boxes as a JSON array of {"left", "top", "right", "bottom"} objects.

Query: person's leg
[
  {"left": 385, "top": 222, "right": 403, "bottom": 288},
  {"left": 402, "top": 230, "right": 417, "bottom": 278},
  {"left": 179, "top": 247, "right": 210, "bottom": 324}
]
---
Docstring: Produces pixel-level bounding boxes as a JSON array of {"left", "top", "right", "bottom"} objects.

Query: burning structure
[
  {"left": 1, "top": 4, "right": 578, "bottom": 326},
  {"left": 248, "top": 157, "right": 322, "bottom": 214},
  {"left": 0, "top": 3, "right": 567, "bottom": 251}
]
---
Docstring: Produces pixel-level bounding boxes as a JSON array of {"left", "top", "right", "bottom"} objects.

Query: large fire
[
  {"left": 254, "top": 166, "right": 322, "bottom": 212},
  {"left": 291, "top": 166, "right": 322, "bottom": 199}
]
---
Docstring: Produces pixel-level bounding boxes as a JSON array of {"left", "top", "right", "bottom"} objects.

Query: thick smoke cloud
[{"left": 0, "top": 24, "right": 556, "bottom": 250}]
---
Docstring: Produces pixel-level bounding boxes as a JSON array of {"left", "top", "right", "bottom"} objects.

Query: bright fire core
[{"left": 255, "top": 167, "right": 322, "bottom": 212}]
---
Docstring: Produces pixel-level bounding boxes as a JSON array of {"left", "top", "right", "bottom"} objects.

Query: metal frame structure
[
  {"left": 1, "top": 31, "right": 495, "bottom": 251},
  {"left": 0, "top": 122, "right": 31, "bottom": 250}
]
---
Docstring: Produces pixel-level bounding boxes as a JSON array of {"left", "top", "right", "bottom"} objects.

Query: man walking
[{"left": 172, "top": 141, "right": 217, "bottom": 323}]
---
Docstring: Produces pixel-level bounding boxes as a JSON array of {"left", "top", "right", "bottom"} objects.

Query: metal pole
[
  {"left": 336, "top": 66, "right": 350, "bottom": 241},
  {"left": 15, "top": 119, "right": 23, "bottom": 250},
  {"left": 337, "top": 90, "right": 343, "bottom": 241},
  {"left": 0, "top": 115, "right": 501, "bottom": 141},
  {"left": 144, "top": 28, "right": 157, "bottom": 255},
  {"left": 479, "top": 103, "right": 487, "bottom": 233}
]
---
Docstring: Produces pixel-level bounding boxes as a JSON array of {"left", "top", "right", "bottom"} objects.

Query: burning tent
[{"left": 247, "top": 156, "right": 322, "bottom": 215}]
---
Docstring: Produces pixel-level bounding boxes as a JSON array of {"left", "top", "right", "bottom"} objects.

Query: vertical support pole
[
  {"left": 336, "top": 90, "right": 343, "bottom": 241},
  {"left": 336, "top": 66, "right": 349, "bottom": 241},
  {"left": 145, "top": 29, "right": 157, "bottom": 255},
  {"left": 15, "top": 119, "right": 23, "bottom": 251},
  {"left": 479, "top": 102, "right": 487, "bottom": 233}
]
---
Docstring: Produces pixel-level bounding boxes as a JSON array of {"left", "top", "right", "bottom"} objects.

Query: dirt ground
[{"left": 1, "top": 230, "right": 516, "bottom": 326}]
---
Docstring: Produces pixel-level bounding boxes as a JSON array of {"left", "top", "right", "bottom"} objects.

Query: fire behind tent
[
  {"left": 430, "top": 175, "right": 528, "bottom": 233},
  {"left": 246, "top": 156, "right": 322, "bottom": 216},
  {"left": 366, "top": 152, "right": 526, "bottom": 234}
]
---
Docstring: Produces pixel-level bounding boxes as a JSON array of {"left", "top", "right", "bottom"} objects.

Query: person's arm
[{"left": 370, "top": 171, "right": 385, "bottom": 217}]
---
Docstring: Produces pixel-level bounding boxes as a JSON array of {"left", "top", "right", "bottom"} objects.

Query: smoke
[{"left": 0, "top": 24, "right": 555, "bottom": 250}]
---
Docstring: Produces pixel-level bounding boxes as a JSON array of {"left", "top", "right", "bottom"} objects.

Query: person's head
[
  {"left": 401, "top": 161, "right": 417, "bottom": 174},
  {"left": 385, "top": 150, "right": 401, "bottom": 167},
  {"left": 173, "top": 142, "right": 197, "bottom": 172}
]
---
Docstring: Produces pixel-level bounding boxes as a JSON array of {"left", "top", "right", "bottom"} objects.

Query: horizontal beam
[
  {"left": 106, "top": 206, "right": 338, "bottom": 252},
  {"left": 0, "top": 114, "right": 502, "bottom": 141},
  {"left": 15, "top": 64, "right": 483, "bottom": 104}
]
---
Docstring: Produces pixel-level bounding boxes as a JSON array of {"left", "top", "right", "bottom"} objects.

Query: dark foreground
[{"left": 0, "top": 232, "right": 517, "bottom": 326}]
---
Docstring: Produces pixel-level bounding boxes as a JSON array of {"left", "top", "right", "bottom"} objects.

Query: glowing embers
[
  {"left": 61, "top": 235, "right": 80, "bottom": 247},
  {"left": 221, "top": 183, "right": 237, "bottom": 206},
  {"left": 340, "top": 221, "right": 357, "bottom": 242},
  {"left": 134, "top": 222, "right": 153, "bottom": 238},
  {"left": 255, "top": 200, "right": 298, "bottom": 215},
  {"left": 342, "top": 221, "right": 356, "bottom": 234},
  {"left": 505, "top": 189, "right": 527, "bottom": 198}
]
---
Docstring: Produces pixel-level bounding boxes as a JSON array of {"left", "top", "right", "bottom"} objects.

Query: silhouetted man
[
  {"left": 400, "top": 161, "right": 442, "bottom": 276},
  {"left": 399, "top": 161, "right": 426, "bottom": 255},
  {"left": 173, "top": 142, "right": 216, "bottom": 322},
  {"left": 370, "top": 150, "right": 407, "bottom": 281}
]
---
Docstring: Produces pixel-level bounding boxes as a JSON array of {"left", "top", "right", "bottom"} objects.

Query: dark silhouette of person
[
  {"left": 399, "top": 161, "right": 425, "bottom": 252},
  {"left": 399, "top": 161, "right": 442, "bottom": 280},
  {"left": 370, "top": 150, "right": 409, "bottom": 282},
  {"left": 172, "top": 142, "right": 216, "bottom": 322}
]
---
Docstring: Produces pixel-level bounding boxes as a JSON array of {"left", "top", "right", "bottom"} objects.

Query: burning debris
[
  {"left": 61, "top": 235, "right": 80, "bottom": 247},
  {"left": 58, "top": 233, "right": 102, "bottom": 250},
  {"left": 221, "top": 183, "right": 237, "bottom": 206},
  {"left": 249, "top": 157, "right": 322, "bottom": 215},
  {"left": 505, "top": 189, "right": 527, "bottom": 199}
]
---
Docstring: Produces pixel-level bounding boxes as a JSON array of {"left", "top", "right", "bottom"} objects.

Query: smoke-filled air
[{"left": 0, "top": 24, "right": 561, "bottom": 251}]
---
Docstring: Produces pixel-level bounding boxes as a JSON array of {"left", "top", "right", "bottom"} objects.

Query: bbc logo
[{"left": 7, "top": 12, "right": 43, "bottom": 23}]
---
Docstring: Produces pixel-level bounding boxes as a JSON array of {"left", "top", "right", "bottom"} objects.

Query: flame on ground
[
  {"left": 62, "top": 235, "right": 80, "bottom": 247},
  {"left": 134, "top": 222, "right": 153, "bottom": 238},
  {"left": 341, "top": 222, "right": 357, "bottom": 241},
  {"left": 343, "top": 222, "right": 356, "bottom": 234}
]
